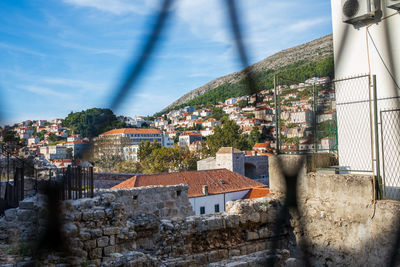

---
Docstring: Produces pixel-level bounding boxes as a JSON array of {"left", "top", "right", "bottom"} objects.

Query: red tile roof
[
  {"left": 243, "top": 188, "right": 270, "bottom": 199},
  {"left": 100, "top": 128, "right": 161, "bottom": 136},
  {"left": 253, "top": 142, "right": 271, "bottom": 149},
  {"left": 112, "top": 169, "right": 265, "bottom": 198}
]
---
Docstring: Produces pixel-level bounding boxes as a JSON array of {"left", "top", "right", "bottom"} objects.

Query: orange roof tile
[
  {"left": 243, "top": 188, "right": 270, "bottom": 199},
  {"left": 112, "top": 169, "right": 265, "bottom": 198},
  {"left": 100, "top": 128, "right": 161, "bottom": 136},
  {"left": 257, "top": 152, "right": 274, "bottom": 157},
  {"left": 253, "top": 142, "right": 271, "bottom": 149}
]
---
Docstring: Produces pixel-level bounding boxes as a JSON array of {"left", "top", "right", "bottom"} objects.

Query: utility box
[{"left": 341, "top": 0, "right": 378, "bottom": 24}]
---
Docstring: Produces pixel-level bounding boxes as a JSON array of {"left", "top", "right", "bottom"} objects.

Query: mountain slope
[{"left": 160, "top": 34, "right": 333, "bottom": 112}]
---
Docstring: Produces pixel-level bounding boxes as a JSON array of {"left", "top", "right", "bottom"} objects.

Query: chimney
[{"left": 202, "top": 185, "right": 208, "bottom": 196}]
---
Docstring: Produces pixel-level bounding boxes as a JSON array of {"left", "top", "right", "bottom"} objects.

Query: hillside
[{"left": 159, "top": 34, "right": 333, "bottom": 113}]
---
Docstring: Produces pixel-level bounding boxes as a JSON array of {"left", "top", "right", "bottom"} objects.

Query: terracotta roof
[
  {"left": 100, "top": 128, "right": 161, "bottom": 136},
  {"left": 243, "top": 188, "right": 270, "bottom": 199},
  {"left": 257, "top": 152, "right": 274, "bottom": 157},
  {"left": 112, "top": 169, "right": 265, "bottom": 198},
  {"left": 253, "top": 142, "right": 271, "bottom": 149},
  {"left": 217, "top": 147, "right": 242, "bottom": 154}
]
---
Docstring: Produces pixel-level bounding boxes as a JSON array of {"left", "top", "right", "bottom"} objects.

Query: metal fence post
[
  {"left": 313, "top": 83, "right": 318, "bottom": 152},
  {"left": 274, "top": 75, "right": 280, "bottom": 154},
  {"left": 373, "top": 75, "right": 383, "bottom": 199}
]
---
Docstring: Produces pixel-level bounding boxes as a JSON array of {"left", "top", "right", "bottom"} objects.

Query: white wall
[
  {"left": 189, "top": 190, "right": 250, "bottom": 215},
  {"left": 331, "top": 1, "right": 400, "bottom": 181}
]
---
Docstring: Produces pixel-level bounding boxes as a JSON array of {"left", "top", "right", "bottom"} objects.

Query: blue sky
[{"left": 0, "top": 0, "right": 332, "bottom": 125}]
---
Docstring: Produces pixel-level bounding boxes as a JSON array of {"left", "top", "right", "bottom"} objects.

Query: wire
[{"left": 366, "top": 29, "right": 400, "bottom": 90}]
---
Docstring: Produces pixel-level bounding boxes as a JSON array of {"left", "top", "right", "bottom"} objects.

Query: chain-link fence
[
  {"left": 334, "top": 75, "right": 374, "bottom": 173},
  {"left": 273, "top": 75, "right": 337, "bottom": 155},
  {"left": 381, "top": 108, "right": 400, "bottom": 200}
]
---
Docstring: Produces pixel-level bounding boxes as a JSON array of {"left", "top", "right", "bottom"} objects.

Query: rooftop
[
  {"left": 100, "top": 128, "right": 161, "bottom": 136},
  {"left": 217, "top": 147, "right": 242, "bottom": 154},
  {"left": 112, "top": 169, "right": 265, "bottom": 198},
  {"left": 243, "top": 188, "right": 270, "bottom": 199}
]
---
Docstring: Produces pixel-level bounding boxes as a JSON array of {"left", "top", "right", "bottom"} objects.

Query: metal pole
[
  {"left": 380, "top": 110, "right": 386, "bottom": 198},
  {"left": 90, "top": 167, "right": 94, "bottom": 198},
  {"left": 274, "top": 75, "right": 280, "bottom": 154},
  {"left": 313, "top": 84, "right": 318, "bottom": 152},
  {"left": 373, "top": 75, "right": 382, "bottom": 199},
  {"left": 7, "top": 153, "right": 9, "bottom": 182},
  {"left": 21, "top": 162, "right": 24, "bottom": 201}
]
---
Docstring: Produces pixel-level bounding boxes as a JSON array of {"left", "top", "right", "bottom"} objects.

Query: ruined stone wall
[
  {"left": 93, "top": 172, "right": 137, "bottom": 189},
  {"left": 269, "top": 155, "right": 400, "bottom": 266},
  {"left": 0, "top": 185, "right": 291, "bottom": 266},
  {"left": 244, "top": 155, "right": 268, "bottom": 183}
]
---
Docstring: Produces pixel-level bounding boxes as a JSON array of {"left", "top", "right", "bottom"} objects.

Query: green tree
[
  {"left": 237, "top": 99, "right": 247, "bottom": 108},
  {"left": 248, "top": 127, "right": 262, "bottom": 147},
  {"left": 66, "top": 148, "right": 73, "bottom": 159},
  {"left": 63, "top": 108, "right": 126, "bottom": 137},
  {"left": 211, "top": 107, "right": 225, "bottom": 121},
  {"left": 137, "top": 140, "right": 161, "bottom": 162},
  {"left": 115, "top": 160, "right": 142, "bottom": 173},
  {"left": 206, "top": 119, "right": 250, "bottom": 155},
  {"left": 37, "top": 130, "right": 46, "bottom": 141}
]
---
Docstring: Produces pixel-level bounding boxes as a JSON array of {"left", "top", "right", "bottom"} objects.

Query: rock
[
  {"left": 102, "top": 193, "right": 116, "bottom": 203},
  {"left": 90, "top": 229, "right": 102, "bottom": 238},
  {"left": 4, "top": 209, "right": 17, "bottom": 221},
  {"left": 84, "top": 240, "right": 97, "bottom": 250},
  {"left": 103, "top": 227, "right": 120, "bottom": 236},
  {"left": 97, "top": 236, "right": 109, "bottom": 247},
  {"left": 103, "top": 246, "right": 116, "bottom": 256},
  {"left": 80, "top": 231, "right": 91, "bottom": 241},
  {"left": 63, "top": 223, "right": 78, "bottom": 237},
  {"left": 89, "top": 248, "right": 102, "bottom": 259},
  {"left": 285, "top": 258, "right": 300, "bottom": 267},
  {"left": 16, "top": 210, "right": 35, "bottom": 221},
  {"left": 19, "top": 197, "right": 36, "bottom": 210}
]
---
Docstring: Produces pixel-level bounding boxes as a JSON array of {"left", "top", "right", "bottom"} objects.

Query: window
[
  {"left": 214, "top": 204, "right": 220, "bottom": 213},
  {"left": 200, "top": 206, "right": 205, "bottom": 215}
]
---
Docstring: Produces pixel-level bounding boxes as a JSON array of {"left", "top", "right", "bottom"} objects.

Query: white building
[
  {"left": 289, "top": 109, "right": 313, "bottom": 124},
  {"left": 94, "top": 128, "right": 174, "bottom": 160},
  {"left": 225, "top": 97, "right": 238, "bottom": 105},
  {"left": 179, "top": 131, "right": 202, "bottom": 147},
  {"left": 123, "top": 145, "right": 139, "bottom": 160},
  {"left": 112, "top": 169, "right": 267, "bottom": 215},
  {"left": 27, "top": 136, "right": 40, "bottom": 146},
  {"left": 200, "top": 127, "right": 215, "bottom": 137},
  {"left": 39, "top": 145, "right": 67, "bottom": 160}
]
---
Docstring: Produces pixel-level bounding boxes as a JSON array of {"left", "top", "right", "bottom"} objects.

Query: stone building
[
  {"left": 178, "top": 131, "right": 202, "bottom": 148},
  {"left": 197, "top": 147, "right": 269, "bottom": 185},
  {"left": 112, "top": 168, "right": 267, "bottom": 215}
]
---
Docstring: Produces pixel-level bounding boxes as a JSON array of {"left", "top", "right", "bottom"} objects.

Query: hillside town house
[{"left": 112, "top": 169, "right": 268, "bottom": 215}]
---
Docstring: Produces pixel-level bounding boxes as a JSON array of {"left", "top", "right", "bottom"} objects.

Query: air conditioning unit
[
  {"left": 341, "top": 0, "right": 377, "bottom": 24},
  {"left": 387, "top": 0, "right": 400, "bottom": 10}
]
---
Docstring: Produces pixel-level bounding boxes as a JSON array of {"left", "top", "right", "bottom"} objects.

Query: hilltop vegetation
[
  {"left": 63, "top": 108, "right": 126, "bottom": 137},
  {"left": 157, "top": 56, "right": 333, "bottom": 115},
  {"left": 159, "top": 34, "right": 333, "bottom": 114}
]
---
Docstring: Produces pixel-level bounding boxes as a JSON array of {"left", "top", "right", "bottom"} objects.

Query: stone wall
[
  {"left": 93, "top": 172, "right": 137, "bottom": 189},
  {"left": 0, "top": 185, "right": 291, "bottom": 266},
  {"left": 197, "top": 152, "right": 268, "bottom": 184},
  {"left": 269, "top": 154, "right": 400, "bottom": 266}
]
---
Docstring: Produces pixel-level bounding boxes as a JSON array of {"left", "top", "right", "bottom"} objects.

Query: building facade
[{"left": 93, "top": 128, "right": 174, "bottom": 161}]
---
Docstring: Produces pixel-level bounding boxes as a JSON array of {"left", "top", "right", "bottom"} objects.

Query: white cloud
[
  {"left": 288, "top": 17, "right": 330, "bottom": 32},
  {"left": 62, "top": 0, "right": 159, "bottom": 15},
  {"left": 20, "top": 85, "right": 70, "bottom": 98},
  {"left": 173, "top": 0, "right": 331, "bottom": 64},
  {"left": 0, "top": 42, "right": 45, "bottom": 57}
]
